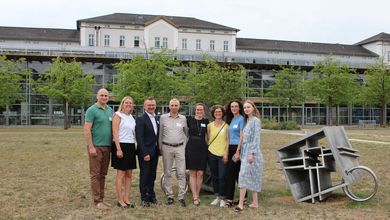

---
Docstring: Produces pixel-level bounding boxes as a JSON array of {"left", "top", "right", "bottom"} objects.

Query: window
[
  {"left": 104, "top": 35, "right": 110, "bottom": 46},
  {"left": 196, "top": 39, "right": 201, "bottom": 50},
  {"left": 223, "top": 41, "right": 229, "bottom": 52},
  {"left": 119, "top": 35, "right": 125, "bottom": 47},
  {"left": 134, "top": 36, "right": 140, "bottom": 47},
  {"left": 209, "top": 40, "right": 215, "bottom": 51},
  {"left": 155, "top": 37, "right": 160, "bottom": 48},
  {"left": 182, "top": 38, "right": 187, "bottom": 50},
  {"left": 88, "top": 34, "right": 94, "bottom": 46},
  {"left": 162, "top": 37, "right": 168, "bottom": 48}
]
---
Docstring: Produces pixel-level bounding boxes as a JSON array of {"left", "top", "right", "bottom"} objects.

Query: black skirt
[
  {"left": 111, "top": 142, "right": 137, "bottom": 170},
  {"left": 185, "top": 136, "right": 208, "bottom": 170}
]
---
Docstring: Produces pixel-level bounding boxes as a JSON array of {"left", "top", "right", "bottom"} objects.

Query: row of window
[
  {"left": 180, "top": 39, "right": 229, "bottom": 51},
  {"left": 88, "top": 34, "right": 140, "bottom": 47},
  {"left": 88, "top": 34, "right": 229, "bottom": 51}
]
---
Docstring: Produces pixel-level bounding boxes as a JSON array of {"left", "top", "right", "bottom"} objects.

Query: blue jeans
[{"left": 208, "top": 152, "right": 226, "bottom": 197}]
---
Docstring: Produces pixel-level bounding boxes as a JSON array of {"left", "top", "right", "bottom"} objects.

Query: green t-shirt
[{"left": 85, "top": 103, "right": 113, "bottom": 146}]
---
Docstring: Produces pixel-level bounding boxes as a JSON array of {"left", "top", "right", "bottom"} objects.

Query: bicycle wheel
[{"left": 160, "top": 167, "right": 189, "bottom": 195}]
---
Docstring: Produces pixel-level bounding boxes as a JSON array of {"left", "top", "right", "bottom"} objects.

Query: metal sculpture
[{"left": 276, "top": 126, "right": 378, "bottom": 203}]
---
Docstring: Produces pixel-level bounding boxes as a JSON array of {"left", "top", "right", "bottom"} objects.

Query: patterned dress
[{"left": 238, "top": 116, "right": 263, "bottom": 192}]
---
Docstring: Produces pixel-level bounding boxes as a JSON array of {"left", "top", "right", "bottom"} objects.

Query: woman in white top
[{"left": 112, "top": 96, "right": 137, "bottom": 208}]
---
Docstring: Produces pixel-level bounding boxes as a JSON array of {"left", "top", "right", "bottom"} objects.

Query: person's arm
[
  {"left": 158, "top": 115, "right": 164, "bottom": 153},
  {"left": 112, "top": 113, "right": 123, "bottom": 158},
  {"left": 223, "top": 124, "right": 229, "bottom": 164},
  {"left": 206, "top": 124, "right": 211, "bottom": 145},
  {"left": 135, "top": 117, "right": 148, "bottom": 161},
  {"left": 234, "top": 130, "right": 244, "bottom": 161},
  {"left": 183, "top": 117, "right": 189, "bottom": 138},
  {"left": 83, "top": 121, "right": 97, "bottom": 157},
  {"left": 248, "top": 119, "right": 260, "bottom": 164}
]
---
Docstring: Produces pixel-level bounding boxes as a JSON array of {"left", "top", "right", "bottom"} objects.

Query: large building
[{"left": 0, "top": 13, "right": 389, "bottom": 126}]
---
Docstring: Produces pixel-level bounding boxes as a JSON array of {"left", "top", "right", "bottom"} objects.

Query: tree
[
  {"left": 0, "top": 54, "right": 29, "bottom": 107},
  {"left": 35, "top": 57, "right": 95, "bottom": 129},
  {"left": 268, "top": 66, "right": 305, "bottom": 120},
  {"left": 113, "top": 51, "right": 188, "bottom": 105},
  {"left": 360, "top": 58, "right": 390, "bottom": 126},
  {"left": 187, "top": 59, "right": 249, "bottom": 106},
  {"left": 305, "top": 56, "right": 359, "bottom": 125}
]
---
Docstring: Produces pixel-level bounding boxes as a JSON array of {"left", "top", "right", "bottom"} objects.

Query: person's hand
[
  {"left": 88, "top": 146, "right": 97, "bottom": 157},
  {"left": 223, "top": 155, "right": 228, "bottom": 164},
  {"left": 234, "top": 152, "right": 240, "bottom": 161},
  {"left": 116, "top": 149, "right": 123, "bottom": 158},
  {"left": 144, "top": 155, "right": 150, "bottom": 161},
  {"left": 248, "top": 154, "right": 254, "bottom": 165}
]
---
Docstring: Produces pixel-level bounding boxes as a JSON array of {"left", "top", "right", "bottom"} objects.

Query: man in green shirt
[{"left": 83, "top": 88, "right": 113, "bottom": 210}]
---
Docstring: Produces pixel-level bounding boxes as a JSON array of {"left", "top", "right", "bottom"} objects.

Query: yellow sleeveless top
[{"left": 208, "top": 121, "right": 228, "bottom": 156}]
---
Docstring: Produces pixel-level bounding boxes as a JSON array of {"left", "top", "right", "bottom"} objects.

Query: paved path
[{"left": 263, "top": 129, "right": 390, "bottom": 145}]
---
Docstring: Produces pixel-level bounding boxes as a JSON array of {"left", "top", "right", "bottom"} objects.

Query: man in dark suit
[{"left": 136, "top": 97, "right": 159, "bottom": 207}]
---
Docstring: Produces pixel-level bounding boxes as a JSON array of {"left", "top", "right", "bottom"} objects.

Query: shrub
[{"left": 261, "top": 118, "right": 300, "bottom": 130}]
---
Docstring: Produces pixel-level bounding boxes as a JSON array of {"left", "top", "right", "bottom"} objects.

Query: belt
[{"left": 163, "top": 142, "right": 184, "bottom": 147}]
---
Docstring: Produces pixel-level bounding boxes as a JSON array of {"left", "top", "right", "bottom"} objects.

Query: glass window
[
  {"left": 119, "top": 35, "right": 125, "bottom": 47},
  {"left": 134, "top": 36, "right": 140, "bottom": 47},
  {"left": 162, "top": 37, "right": 168, "bottom": 48},
  {"left": 223, "top": 41, "right": 228, "bottom": 52},
  {"left": 209, "top": 40, "right": 215, "bottom": 51},
  {"left": 182, "top": 38, "right": 187, "bottom": 50},
  {"left": 155, "top": 37, "right": 160, "bottom": 48},
  {"left": 104, "top": 35, "right": 110, "bottom": 46},
  {"left": 88, "top": 34, "right": 94, "bottom": 46},
  {"left": 196, "top": 39, "right": 201, "bottom": 50}
]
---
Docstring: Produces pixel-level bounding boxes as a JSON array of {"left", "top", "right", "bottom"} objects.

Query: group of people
[{"left": 83, "top": 88, "right": 264, "bottom": 213}]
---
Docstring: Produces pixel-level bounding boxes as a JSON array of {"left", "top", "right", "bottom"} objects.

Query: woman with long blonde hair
[
  {"left": 112, "top": 96, "right": 137, "bottom": 208},
  {"left": 235, "top": 100, "right": 263, "bottom": 212}
]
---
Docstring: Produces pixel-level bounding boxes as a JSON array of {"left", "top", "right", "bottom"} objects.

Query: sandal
[
  {"left": 234, "top": 206, "right": 243, "bottom": 213},
  {"left": 223, "top": 200, "right": 233, "bottom": 208},
  {"left": 193, "top": 198, "right": 200, "bottom": 206}
]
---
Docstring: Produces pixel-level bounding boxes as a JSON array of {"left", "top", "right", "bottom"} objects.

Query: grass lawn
[{"left": 0, "top": 126, "right": 389, "bottom": 219}]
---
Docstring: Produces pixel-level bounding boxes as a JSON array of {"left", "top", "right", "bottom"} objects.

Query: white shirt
[
  {"left": 115, "top": 112, "right": 136, "bottom": 143},
  {"left": 146, "top": 111, "right": 158, "bottom": 135}
]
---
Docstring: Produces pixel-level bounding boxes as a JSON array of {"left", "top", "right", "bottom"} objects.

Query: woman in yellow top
[{"left": 207, "top": 105, "right": 229, "bottom": 207}]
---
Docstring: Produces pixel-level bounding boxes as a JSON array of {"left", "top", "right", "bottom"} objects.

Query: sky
[{"left": 1, "top": 0, "right": 389, "bottom": 45}]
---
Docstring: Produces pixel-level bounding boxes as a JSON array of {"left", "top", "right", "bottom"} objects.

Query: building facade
[{"left": 0, "top": 13, "right": 389, "bottom": 126}]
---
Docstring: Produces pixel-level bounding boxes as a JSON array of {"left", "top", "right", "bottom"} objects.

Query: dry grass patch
[{"left": 0, "top": 127, "right": 389, "bottom": 219}]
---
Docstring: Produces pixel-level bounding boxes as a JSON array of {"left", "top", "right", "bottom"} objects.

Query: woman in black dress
[{"left": 186, "top": 103, "right": 209, "bottom": 206}]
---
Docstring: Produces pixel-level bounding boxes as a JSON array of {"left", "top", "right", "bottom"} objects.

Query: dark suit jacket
[{"left": 136, "top": 112, "right": 159, "bottom": 159}]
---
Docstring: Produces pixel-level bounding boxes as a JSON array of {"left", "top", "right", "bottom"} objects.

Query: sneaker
[
  {"left": 96, "top": 202, "right": 110, "bottom": 210},
  {"left": 179, "top": 199, "right": 186, "bottom": 207},
  {"left": 219, "top": 200, "right": 226, "bottom": 208},
  {"left": 166, "top": 197, "right": 174, "bottom": 205},
  {"left": 210, "top": 197, "right": 220, "bottom": 206}
]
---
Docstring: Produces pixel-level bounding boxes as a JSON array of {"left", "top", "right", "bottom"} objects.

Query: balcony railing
[{"left": 0, "top": 45, "right": 377, "bottom": 68}]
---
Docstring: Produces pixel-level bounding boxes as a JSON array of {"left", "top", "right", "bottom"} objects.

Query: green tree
[
  {"left": 0, "top": 55, "right": 31, "bottom": 125},
  {"left": 306, "top": 56, "right": 359, "bottom": 125},
  {"left": 35, "top": 57, "right": 95, "bottom": 129},
  {"left": 113, "top": 51, "right": 188, "bottom": 105},
  {"left": 268, "top": 66, "right": 305, "bottom": 120},
  {"left": 360, "top": 58, "right": 390, "bottom": 126},
  {"left": 188, "top": 59, "right": 249, "bottom": 106},
  {"left": 0, "top": 55, "right": 30, "bottom": 107}
]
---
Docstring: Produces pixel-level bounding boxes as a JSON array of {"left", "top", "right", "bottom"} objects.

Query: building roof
[
  {"left": 0, "top": 26, "right": 79, "bottom": 42},
  {"left": 77, "top": 13, "right": 239, "bottom": 32},
  {"left": 236, "top": 38, "right": 378, "bottom": 57},
  {"left": 355, "top": 32, "right": 390, "bottom": 45}
]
